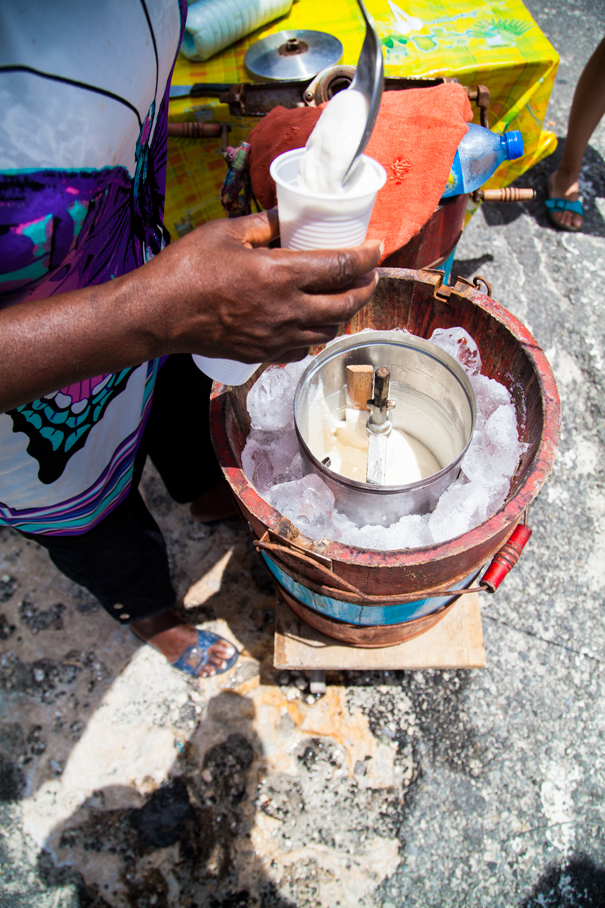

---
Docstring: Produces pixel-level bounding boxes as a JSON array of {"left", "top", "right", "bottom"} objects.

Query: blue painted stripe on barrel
[{"left": 261, "top": 552, "right": 479, "bottom": 626}]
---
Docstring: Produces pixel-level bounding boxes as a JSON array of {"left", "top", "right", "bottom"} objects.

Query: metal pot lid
[{"left": 244, "top": 30, "right": 343, "bottom": 82}]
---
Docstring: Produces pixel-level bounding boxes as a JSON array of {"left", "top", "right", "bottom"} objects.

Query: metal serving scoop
[{"left": 342, "top": 0, "right": 384, "bottom": 184}]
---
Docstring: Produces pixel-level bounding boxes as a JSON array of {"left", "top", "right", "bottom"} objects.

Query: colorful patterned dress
[{"left": 0, "top": 0, "right": 186, "bottom": 535}]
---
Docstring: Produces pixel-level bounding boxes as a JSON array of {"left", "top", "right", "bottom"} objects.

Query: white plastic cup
[
  {"left": 193, "top": 149, "right": 385, "bottom": 385},
  {"left": 192, "top": 354, "right": 260, "bottom": 386},
  {"left": 269, "top": 148, "right": 387, "bottom": 251}
]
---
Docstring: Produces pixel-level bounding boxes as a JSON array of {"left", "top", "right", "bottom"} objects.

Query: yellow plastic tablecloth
[{"left": 165, "top": 0, "right": 558, "bottom": 238}]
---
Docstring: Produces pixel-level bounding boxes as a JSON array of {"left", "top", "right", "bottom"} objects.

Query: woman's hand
[{"left": 138, "top": 208, "right": 382, "bottom": 363}]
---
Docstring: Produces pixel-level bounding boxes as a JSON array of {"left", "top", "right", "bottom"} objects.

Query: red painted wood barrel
[{"left": 209, "top": 269, "right": 560, "bottom": 644}]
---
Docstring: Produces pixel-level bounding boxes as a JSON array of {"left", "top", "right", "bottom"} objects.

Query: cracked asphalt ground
[{"left": 1, "top": 1, "right": 605, "bottom": 905}]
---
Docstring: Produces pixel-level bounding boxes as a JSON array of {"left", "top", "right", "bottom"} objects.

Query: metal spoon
[{"left": 342, "top": 0, "right": 384, "bottom": 184}]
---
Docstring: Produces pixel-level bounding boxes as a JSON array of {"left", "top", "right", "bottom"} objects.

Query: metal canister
[{"left": 293, "top": 330, "right": 476, "bottom": 526}]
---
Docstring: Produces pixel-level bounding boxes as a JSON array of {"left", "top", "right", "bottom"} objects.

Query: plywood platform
[{"left": 274, "top": 592, "right": 485, "bottom": 671}]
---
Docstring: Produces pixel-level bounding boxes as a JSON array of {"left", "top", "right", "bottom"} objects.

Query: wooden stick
[
  {"left": 346, "top": 364, "right": 374, "bottom": 410},
  {"left": 167, "top": 122, "right": 223, "bottom": 138}
]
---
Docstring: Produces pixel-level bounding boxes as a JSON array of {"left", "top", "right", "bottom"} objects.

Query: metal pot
[{"left": 293, "top": 330, "right": 476, "bottom": 526}]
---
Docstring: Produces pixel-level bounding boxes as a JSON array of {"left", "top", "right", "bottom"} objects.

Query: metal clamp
[
  {"left": 254, "top": 534, "right": 364, "bottom": 596},
  {"left": 304, "top": 65, "right": 356, "bottom": 105}
]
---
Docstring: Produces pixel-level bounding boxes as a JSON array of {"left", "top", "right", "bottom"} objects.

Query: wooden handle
[
  {"left": 474, "top": 187, "right": 536, "bottom": 202},
  {"left": 167, "top": 122, "right": 223, "bottom": 138},
  {"left": 481, "top": 524, "right": 532, "bottom": 592},
  {"left": 346, "top": 364, "right": 373, "bottom": 410}
]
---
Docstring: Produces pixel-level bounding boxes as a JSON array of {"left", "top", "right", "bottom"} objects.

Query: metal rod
[
  {"left": 367, "top": 365, "right": 391, "bottom": 426},
  {"left": 366, "top": 366, "right": 394, "bottom": 485}
]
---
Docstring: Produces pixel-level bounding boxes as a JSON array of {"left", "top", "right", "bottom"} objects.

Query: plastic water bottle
[
  {"left": 441, "top": 125, "right": 524, "bottom": 198},
  {"left": 182, "top": 0, "right": 294, "bottom": 63}
]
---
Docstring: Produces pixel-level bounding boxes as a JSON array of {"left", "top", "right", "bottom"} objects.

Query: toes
[
  {"left": 552, "top": 211, "right": 573, "bottom": 229},
  {"left": 553, "top": 210, "right": 583, "bottom": 230},
  {"left": 202, "top": 642, "right": 236, "bottom": 674},
  {"left": 213, "top": 641, "right": 236, "bottom": 659}
]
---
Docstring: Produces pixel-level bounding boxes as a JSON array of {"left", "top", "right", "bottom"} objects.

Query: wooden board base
[{"left": 274, "top": 592, "right": 486, "bottom": 671}]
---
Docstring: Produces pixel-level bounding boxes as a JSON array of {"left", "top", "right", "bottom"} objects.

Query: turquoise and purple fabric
[{"left": 0, "top": 0, "right": 186, "bottom": 534}]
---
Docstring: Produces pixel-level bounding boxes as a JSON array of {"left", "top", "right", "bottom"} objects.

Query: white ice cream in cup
[{"left": 270, "top": 148, "right": 386, "bottom": 251}]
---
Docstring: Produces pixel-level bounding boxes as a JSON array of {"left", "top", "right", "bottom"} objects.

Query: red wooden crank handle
[{"left": 481, "top": 524, "right": 532, "bottom": 592}]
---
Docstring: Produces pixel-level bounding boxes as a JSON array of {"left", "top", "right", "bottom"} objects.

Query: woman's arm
[{"left": 1, "top": 210, "right": 381, "bottom": 412}]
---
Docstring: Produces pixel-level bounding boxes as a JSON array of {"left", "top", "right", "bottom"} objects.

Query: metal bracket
[{"left": 466, "top": 84, "right": 490, "bottom": 128}]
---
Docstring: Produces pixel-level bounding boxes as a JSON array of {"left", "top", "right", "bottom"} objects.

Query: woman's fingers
[
  {"left": 267, "top": 241, "right": 383, "bottom": 293},
  {"left": 296, "top": 270, "right": 379, "bottom": 325}
]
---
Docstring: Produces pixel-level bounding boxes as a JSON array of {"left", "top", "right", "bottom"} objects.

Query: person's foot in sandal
[
  {"left": 130, "top": 610, "right": 238, "bottom": 677},
  {"left": 546, "top": 170, "right": 584, "bottom": 232}
]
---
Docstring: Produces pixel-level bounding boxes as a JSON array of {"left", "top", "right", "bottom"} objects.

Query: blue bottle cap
[{"left": 504, "top": 130, "right": 524, "bottom": 160}]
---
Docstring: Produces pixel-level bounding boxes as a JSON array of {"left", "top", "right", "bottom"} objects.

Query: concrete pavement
[{"left": 1, "top": 1, "right": 604, "bottom": 905}]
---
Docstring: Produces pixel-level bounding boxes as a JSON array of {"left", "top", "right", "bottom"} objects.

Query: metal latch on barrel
[{"left": 255, "top": 529, "right": 333, "bottom": 570}]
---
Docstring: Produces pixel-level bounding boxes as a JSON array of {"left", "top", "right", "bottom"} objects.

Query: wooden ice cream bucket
[{"left": 209, "top": 269, "right": 560, "bottom": 646}]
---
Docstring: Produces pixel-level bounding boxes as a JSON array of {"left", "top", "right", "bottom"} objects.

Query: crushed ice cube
[
  {"left": 241, "top": 427, "right": 302, "bottom": 494},
  {"left": 428, "top": 479, "right": 491, "bottom": 543},
  {"left": 282, "top": 354, "right": 315, "bottom": 385},
  {"left": 269, "top": 474, "right": 336, "bottom": 540},
  {"left": 332, "top": 510, "right": 432, "bottom": 550},
  {"left": 430, "top": 327, "right": 482, "bottom": 376},
  {"left": 247, "top": 366, "right": 296, "bottom": 431},
  {"left": 241, "top": 430, "right": 275, "bottom": 494},
  {"left": 484, "top": 404, "right": 522, "bottom": 479},
  {"left": 470, "top": 372, "right": 512, "bottom": 424}
]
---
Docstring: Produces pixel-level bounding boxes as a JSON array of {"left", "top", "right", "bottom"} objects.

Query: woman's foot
[
  {"left": 546, "top": 171, "right": 584, "bottom": 231},
  {"left": 130, "top": 610, "right": 237, "bottom": 677},
  {"left": 190, "top": 477, "right": 237, "bottom": 523}
]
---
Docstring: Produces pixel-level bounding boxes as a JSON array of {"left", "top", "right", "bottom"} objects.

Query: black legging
[{"left": 22, "top": 355, "right": 223, "bottom": 624}]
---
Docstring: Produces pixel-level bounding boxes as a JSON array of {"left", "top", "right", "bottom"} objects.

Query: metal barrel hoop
[
  {"left": 257, "top": 536, "right": 475, "bottom": 605},
  {"left": 255, "top": 519, "right": 533, "bottom": 603}
]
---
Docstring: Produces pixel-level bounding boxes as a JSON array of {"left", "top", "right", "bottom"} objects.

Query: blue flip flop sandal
[
  {"left": 172, "top": 628, "right": 239, "bottom": 677},
  {"left": 545, "top": 180, "right": 584, "bottom": 233}
]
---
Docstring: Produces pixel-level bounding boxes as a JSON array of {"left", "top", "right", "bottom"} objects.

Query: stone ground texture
[{"left": 1, "top": 1, "right": 605, "bottom": 905}]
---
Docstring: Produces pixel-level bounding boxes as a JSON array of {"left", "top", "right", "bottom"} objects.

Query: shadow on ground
[
  {"left": 519, "top": 853, "right": 605, "bottom": 908},
  {"left": 4, "top": 693, "right": 297, "bottom": 908}
]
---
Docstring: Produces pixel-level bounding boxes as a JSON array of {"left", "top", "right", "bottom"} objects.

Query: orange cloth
[{"left": 247, "top": 82, "right": 472, "bottom": 261}]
